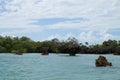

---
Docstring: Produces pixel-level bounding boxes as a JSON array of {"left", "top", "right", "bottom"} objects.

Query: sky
[{"left": 0, "top": 0, "right": 120, "bottom": 44}]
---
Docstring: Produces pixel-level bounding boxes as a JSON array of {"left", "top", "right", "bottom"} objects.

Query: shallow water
[{"left": 0, "top": 53, "right": 120, "bottom": 80}]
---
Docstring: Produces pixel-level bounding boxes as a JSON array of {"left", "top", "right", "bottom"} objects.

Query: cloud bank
[{"left": 0, "top": 0, "right": 120, "bottom": 44}]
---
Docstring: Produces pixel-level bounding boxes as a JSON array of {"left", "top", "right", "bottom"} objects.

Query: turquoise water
[{"left": 0, "top": 53, "right": 120, "bottom": 80}]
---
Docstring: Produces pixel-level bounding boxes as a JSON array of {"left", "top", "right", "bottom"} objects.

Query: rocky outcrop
[
  {"left": 41, "top": 51, "right": 49, "bottom": 55},
  {"left": 41, "top": 47, "right": 49, "bottom": 55},
  {"left": 12, "top": 50, "right": 23, "bottom": 55},
  {"left": 95, "top": 56, "right": 112, "bottom": 67},
  {"left": 69, "top": 52, "right": 76, "bottom": 56}
]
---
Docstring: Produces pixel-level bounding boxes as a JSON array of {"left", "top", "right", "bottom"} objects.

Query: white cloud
[
  {"left": 1, "top": 0, "right": 120, "bottom": 25},
  {"left": 47, "top": 32, "right": 74, "bottom": 41},
  {"left": 0, "top": 0, "right": 120, "bottom": 43},
  {"left": 0, "top": 27, "right": 43, "bottom": 37},
  {"left": 1, "top": 0, "right": 120, "bottom": 18},
  {"left": 47, "top": 30, "right": 119, "bottom": 44}
]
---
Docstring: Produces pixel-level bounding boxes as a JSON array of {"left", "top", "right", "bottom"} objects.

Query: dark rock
[
  {"left": 16, "top": 52, "right": 23, "bottom": 55},
  {"left": 95, "top": 56, "right": 112, "bottom": 67},
  {"left": 41, "top": 51, "right": 49, "bottom": 55},
  {"left": 69, "top": 53, "right": 76, "bottom": 56},
  {"left": 114, "top": 53, "right": 120, "bottom": 55},
  {"left": 12, "top": 50, "right": 23, "bottom": 55},
  {"left": 41, "top": 47, "right": 49, "bottom": 55}
]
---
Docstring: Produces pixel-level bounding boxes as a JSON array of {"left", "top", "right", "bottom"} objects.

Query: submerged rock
[
  {"left": 41, "top": 51, "right": 49, "bottom": 55},
  {"left": 114, "top": 53, "right": 120, "bottom": 55},
  {"left": 69, "top": 53, "right": 76, "bottom": 56},
  {"left": 41, "top": 47, "right": 49, "bottom": 55},
  {"left": 12, "top": 50, "right": 23, "bottom": 55},
  {"left": 95, "top": 56, "right": 112, "bottom": 67}
]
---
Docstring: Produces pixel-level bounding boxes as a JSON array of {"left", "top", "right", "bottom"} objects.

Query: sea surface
[{"left": 0, "top": 53, "right": 120, "bottom": 80}]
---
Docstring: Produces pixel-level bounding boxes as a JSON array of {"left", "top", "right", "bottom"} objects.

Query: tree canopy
[{"left": 0, "top": 36, "right": 119, "bottom": 55}]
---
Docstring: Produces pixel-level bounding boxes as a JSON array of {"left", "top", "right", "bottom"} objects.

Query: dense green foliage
[{"left": 0, "top": 36, "right": 120, "bottom": 55}]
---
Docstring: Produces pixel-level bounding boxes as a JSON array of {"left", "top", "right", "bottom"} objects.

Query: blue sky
[{"left": 0, "top": 0, "right": 120, "bottom": 44}]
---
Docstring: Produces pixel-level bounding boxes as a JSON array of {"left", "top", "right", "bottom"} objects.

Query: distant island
[{"left": 0, "top": 35, "right": 120, "bottom": 56}]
